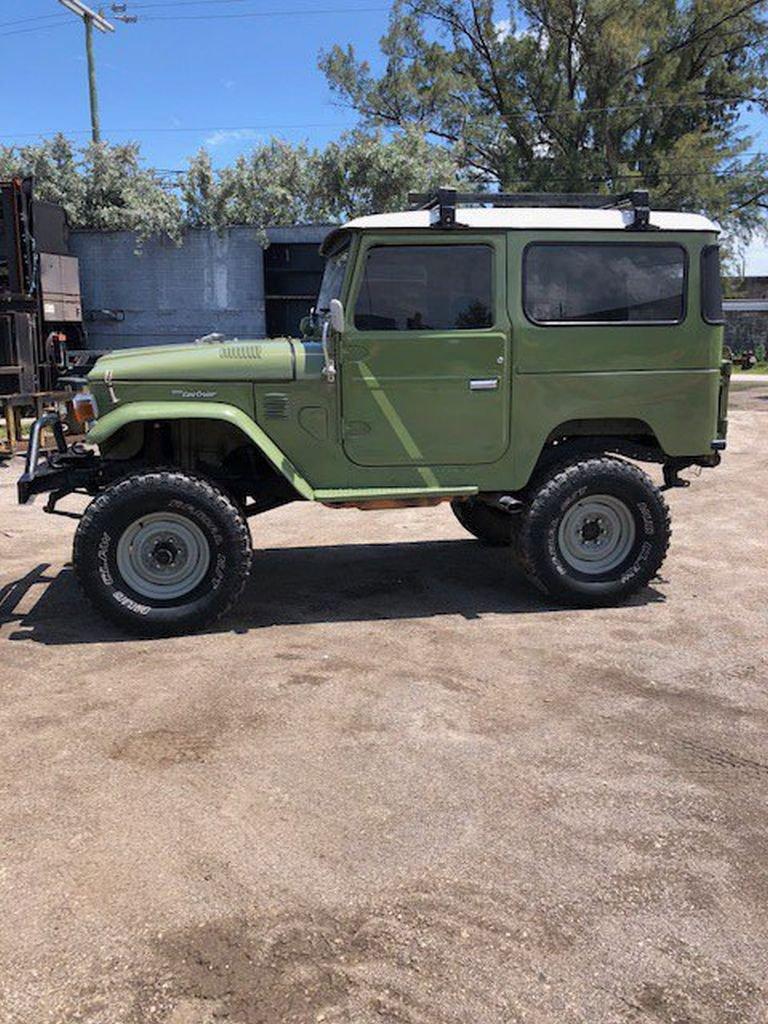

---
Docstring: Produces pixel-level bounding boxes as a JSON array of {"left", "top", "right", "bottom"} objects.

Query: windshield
[{"left": 316, "top": 240, "right": 350, "bottom": 312}]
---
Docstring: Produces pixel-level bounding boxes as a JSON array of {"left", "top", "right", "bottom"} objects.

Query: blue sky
[
  {"left": 0, "top": 0, "right": 388, "bottom": 163},
  {"left": 1, "top": 0, "right": 766, "bottom": 270}
]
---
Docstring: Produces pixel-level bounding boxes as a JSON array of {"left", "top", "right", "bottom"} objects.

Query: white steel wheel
[
  {"left": 556, "top": 494, "right": 637, "bottom": 576},
  {"left": 116, "top": 511, "right": 211, "bottom": 601}
]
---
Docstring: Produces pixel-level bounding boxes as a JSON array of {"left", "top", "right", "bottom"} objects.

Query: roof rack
[{"left": 407, "top": 187, "right": 652, "bottom": 231}]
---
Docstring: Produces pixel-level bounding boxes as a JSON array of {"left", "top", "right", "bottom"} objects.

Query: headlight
[{"left": 72, "top": 389, "right": 99, "bottom": 425}]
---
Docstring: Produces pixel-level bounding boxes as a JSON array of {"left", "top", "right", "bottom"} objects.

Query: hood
[{"left": 88, "top": 338, "right": 295, "bottom": 383}]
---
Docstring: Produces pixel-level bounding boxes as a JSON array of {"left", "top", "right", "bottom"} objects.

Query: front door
[{"left": 340, "top": 236, "right": 510, "bottom": 467}]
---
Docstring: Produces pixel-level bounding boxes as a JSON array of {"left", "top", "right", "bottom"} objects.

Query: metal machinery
[{"left": 0, "top": 177, "right": 87, "bottom": 452}]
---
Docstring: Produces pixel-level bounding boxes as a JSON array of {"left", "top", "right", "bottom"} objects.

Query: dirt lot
[{"left": 1, "top": 385, "right": 767, "bottom": 1024}]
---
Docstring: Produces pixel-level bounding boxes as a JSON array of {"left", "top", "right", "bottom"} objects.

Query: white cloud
[
  {"left": 221, "top": 79, "right": 236, "bottom": 91},
  {"left": 494, "top": 18, "right": 534, "bottom": 41},
  {"left": 203, "top": 127, "right": 260, "bottom": 148}
]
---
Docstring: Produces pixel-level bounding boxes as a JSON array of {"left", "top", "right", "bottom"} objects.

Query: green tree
[
  {"left": 179, "top": 130, "right": 463, "bottom": 232},
  {"left": 0, "top": 135, "right": 84, "bottom": 222},
  {"left": 0, "top": 134, "right": 180, "bottom": 240},
  {"left": 180, "top": 148, "right": 228, "bottom": 228},
  {"left": 315, "top": 126, "right": 464, "bottom": 218},
  {"left": 79, "top": 140, "right": 181, "bottom": 239},
  {"left": 219, "top": 139, "right": 322, "bottom": 226},
  {"left": 320, "top": 0, "right": 768, "bottom": 248}
]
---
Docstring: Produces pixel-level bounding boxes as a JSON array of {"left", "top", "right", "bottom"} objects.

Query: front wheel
[
  {"left": 518, "top": 457, "right": 671, "bottom": 606},
  {"left": 73, "top": 471, "right": 252, "bottom": 636}
]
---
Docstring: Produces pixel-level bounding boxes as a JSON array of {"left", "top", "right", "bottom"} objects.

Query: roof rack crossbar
[{"left": 407, "top": 187, "right": 651, "bottom": 230}]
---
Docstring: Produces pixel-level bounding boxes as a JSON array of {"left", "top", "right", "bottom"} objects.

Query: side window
[
  {"left": 354, "top": 244, "right": 493, "bottom": 331},
  {"left": 701, "top": 245, "right": 724, "bottom": 324},
  {"left": 524, "top": 243, "right": 687, "bottom": 324}
]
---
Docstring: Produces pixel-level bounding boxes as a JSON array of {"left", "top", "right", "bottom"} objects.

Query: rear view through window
[
  {"left": 524, "top": 243, "right": 686, "bottom": 324},
  {"left": 354, "top": 244, "right": 493, "bottom": 331}
]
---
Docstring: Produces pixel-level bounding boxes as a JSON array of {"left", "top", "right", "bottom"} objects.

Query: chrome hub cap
[
  {"left": 557, "top": 494, "right": 636, "bottom": 575},
  {"left": 116, "top": 512, "right": 211, "bottom": 600}
]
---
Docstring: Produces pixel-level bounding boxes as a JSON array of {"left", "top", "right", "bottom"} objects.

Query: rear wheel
[
  {"left": 74, "top": 470, "right": 252, "bottom": 636},
  {"left": 518, "top": 457, "right": 670, "bottom": 606}
]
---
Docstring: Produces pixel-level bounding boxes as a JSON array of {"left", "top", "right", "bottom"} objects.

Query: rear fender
[{"left": 87, "top": 401, "right": 314, "bottom": 499}]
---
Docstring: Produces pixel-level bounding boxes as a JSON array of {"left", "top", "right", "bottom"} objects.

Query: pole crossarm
[{"left": 58, "top": 0, "right": 115, "bottom": 33}]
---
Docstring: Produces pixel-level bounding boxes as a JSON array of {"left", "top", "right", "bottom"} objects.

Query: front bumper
[{"left": 18, "top": 413, "right": 100, "bottom": 505}]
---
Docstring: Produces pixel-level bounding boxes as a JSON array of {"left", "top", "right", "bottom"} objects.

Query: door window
[
  {"left": 354, "top": 244, "right": 493, "bottom": 331},
  {"left": 523, "top": 243, "right": 687, "bottom": 324}
]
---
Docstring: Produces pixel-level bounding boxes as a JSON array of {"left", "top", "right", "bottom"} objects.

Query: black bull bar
[{"left": 17, "top": 413, "right": 99, "bottom": 507}]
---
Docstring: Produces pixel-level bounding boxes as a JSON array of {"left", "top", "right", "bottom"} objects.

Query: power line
[
  {"left": 507, "top": 169, "right": 763, "bottom": 185},
  {"left": 0, "top": 122, "right": 348, "bottom": 137},
  {"left": 0, "top": 12, "right": 68, "bottom": 28},
  {"left": 0, "top": 20, "right": 74, "bottom": 38},
  {"left": 141, "top": 3, "right": 388, "bottom": 16},
  {"left": 124, "top": 0, "right": 249, "bottom": 7},
  {"left": 0, "top": 125, "right": 764, "bottom": 150},
  {"left": 0, "top": 4, "right": 386, "bottom": 37}
]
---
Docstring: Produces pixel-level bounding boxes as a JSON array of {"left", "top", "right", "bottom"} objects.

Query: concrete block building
[{"left": 70, "top": 225, "right": 333, "bottom": 350}]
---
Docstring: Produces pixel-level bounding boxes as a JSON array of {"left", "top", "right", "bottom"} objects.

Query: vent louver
[
  {"left": 264, "top": 393, "right": 289, "bottom": 419},
  {"left": 219, "top": 344, "right": 263, "bottom": 360}
]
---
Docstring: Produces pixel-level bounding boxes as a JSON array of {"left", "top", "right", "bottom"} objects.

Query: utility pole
[{"left": 58, "top": 1, "right": 115, "bottom": 144}]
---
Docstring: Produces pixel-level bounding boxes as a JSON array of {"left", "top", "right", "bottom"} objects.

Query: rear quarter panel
[{"left": 507, "top": 229, "right": 724, "bottom": 486}]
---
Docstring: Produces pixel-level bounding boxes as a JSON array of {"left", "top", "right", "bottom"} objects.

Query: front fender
[{"left": 87, "top": 401, "right": 314, "bottom": 500}]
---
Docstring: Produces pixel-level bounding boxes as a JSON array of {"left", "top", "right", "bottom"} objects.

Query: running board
[{"left": 314, "top": 485, "right": 478, "bottom": 504}]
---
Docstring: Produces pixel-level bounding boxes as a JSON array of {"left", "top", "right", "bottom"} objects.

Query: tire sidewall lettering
[
  {"left": 636, "top": 500, "right": 655, "bottom": 536},
  {"left": 112, "top": 590, "right": 151, "bottom": 615},
  {"left": 97, "top": 532, "right": 113, "bottom": 586},
  {"left": 210, "top": 553, "right": 226, "bottom": 591},
  {"left": 168, "top": 498, "right": 223, "bottom": 544}
]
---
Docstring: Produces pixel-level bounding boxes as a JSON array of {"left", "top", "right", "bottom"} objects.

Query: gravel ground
[{"left": 1, "top": 384, "right": 767, "bottom": 1024}]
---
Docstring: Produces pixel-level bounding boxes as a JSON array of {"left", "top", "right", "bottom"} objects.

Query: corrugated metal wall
[{"left": 70, "top": 225, "right": 332, "bottom": 350}]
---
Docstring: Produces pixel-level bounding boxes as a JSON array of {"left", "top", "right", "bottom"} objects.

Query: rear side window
[
  {"left": 354, "top": 244, "right": 493, "bottom": 331},
  {"left": 523, "top": 243, "right": 687, "bottom": 324},
  {"left": 701, "top": 245, "right": 724, "bottom": 324}
]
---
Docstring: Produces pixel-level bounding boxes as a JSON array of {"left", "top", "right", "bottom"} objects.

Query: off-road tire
[
  {"left": 518, "top": 457, "right": 670, "bottom": 606},
  {"left": 73, "top": 470, "right": 252, "bottom": 636},
  {"left": 451, "top": 496, "right": 519, "bottom": 546}
]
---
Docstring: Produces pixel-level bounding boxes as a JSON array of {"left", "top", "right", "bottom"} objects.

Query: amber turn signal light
[{"left": 72, "top": 391, "right": 98, "bottom": 424}]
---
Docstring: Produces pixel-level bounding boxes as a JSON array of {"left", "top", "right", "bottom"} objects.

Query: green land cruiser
[{"left": 19, "top": 189, "right": 730, "bottom": 636}]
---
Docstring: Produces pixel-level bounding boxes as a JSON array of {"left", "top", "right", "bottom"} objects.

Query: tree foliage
[
  {"left": 181, "top": 129, "right": 463, "bottom": 229},
  {"left": 314, "top": 126, "right": 463, "bottom": 218},
  {"left": 0, "top": 134, "right": 181, "bottom": 240},
  {"left": 320, "top": 0, "right": 768, "bottom": 247},
  {"left": 0, "top": 130, "right": 462, "bottom": 240}
]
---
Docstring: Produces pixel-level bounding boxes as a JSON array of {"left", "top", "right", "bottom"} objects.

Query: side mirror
[{"left": 329, "top": 298, "right": 345, "bottom": 334}]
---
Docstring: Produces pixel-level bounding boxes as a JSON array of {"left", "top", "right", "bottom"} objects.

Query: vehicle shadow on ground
[{"left": 1, "top": 540, "right": 664, "bottom": 646}]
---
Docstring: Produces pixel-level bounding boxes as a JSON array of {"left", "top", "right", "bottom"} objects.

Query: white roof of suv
[{"left": 342, "top": 207, "right": 719, "bottom": 233}]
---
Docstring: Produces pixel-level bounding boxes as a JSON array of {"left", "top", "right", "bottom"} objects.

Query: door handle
[{"left": 469, "top": 378, "right": 499, "bottom": 391}]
